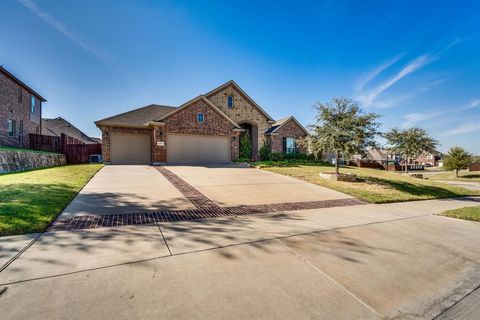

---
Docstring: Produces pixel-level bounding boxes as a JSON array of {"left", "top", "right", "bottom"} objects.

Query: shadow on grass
[
  {"left": 361, "top": 176, "right": 471, "bottom": 198},
  {"left": 0, "top": 183, "right": 79, "bottom": 236}
]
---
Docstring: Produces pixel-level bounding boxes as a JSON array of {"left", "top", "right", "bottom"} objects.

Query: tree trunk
[
  {"left": 405, "top": 156, "right": 408, "bottom": 174},
  {"left": 455, "top": 169, "right": 458, "bottom": 178},
  {"left": 335, "top": 151, "right": 340, "bottom": 175}
]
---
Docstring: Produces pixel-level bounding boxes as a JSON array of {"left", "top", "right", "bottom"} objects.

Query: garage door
[
  {"left": 110, "top": 132, "right": 151, "bottom": 165},
  {"left": 167, "top": 134, "right": 230, "bottom": 164}
]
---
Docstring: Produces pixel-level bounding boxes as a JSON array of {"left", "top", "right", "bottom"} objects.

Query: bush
[{"left": 259, "top": 144, "right": 272, "bottom": 161}]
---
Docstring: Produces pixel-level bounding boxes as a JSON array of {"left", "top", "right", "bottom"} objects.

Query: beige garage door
[
  {"left": 110, "top": 132, "right": 151, "bottom": 165},
  {"left": 167, "top": 134, "right": 230, "bottom": 164}
]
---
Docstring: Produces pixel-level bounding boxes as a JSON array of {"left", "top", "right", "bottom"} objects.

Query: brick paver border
[{"left": 48, "top": 166, "right": 366, "bottom": 231}]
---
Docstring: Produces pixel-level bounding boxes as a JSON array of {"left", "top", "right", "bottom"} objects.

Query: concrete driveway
[
  {"left": 1, "top": 197, "right": 480, "bottom": 319},
  {"left": 59, "top": 164, "right": 352, "bottom": 220}
]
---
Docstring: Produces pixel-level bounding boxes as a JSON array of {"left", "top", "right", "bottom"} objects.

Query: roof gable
[
  {"left": 266, "top": 116, "right": 309, "bottom": 135},
  {"left": 42, "top": 117, "right": 95, "bottom": 143},
  {"left": 0, "top": 65, "right": 46, "bottom": 101},
  {"left": 155, "top": 95, "right": 241, "bottom": 128},
  {"left": 204, "top": 80, "right": 274, "bottom": 121}
]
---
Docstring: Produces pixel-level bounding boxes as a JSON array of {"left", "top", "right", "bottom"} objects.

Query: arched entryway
[{"left": 238, "top": 121, "right": 259, "bottom": 161}]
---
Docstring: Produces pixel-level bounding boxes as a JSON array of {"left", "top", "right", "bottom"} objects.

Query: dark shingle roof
[
  {"left": 265, "top": 117, "right": 292, "bottom": 134},
  {"left": 42, "top": 117, "right": 96, "bottom": 143},
  {"left": 95, "top": 104, "right": 176, "bottom": 126}
]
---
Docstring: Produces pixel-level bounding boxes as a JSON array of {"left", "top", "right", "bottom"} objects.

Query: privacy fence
[{"left": 29, "top": 133, "right": 102, "bottom": 164}]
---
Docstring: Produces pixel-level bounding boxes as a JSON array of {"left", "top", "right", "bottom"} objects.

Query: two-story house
[
  {"left": 95, "top": 80, "right": 309, "bottom": 165},
  {"left": 0, "top": 66, "right": 46, "bottom": 148}
]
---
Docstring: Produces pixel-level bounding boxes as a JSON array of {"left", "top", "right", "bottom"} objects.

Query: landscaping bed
[
  {"left": 441, "top": 206, "right": 480, "bottom": 222},
  {"left": 262, "top": 164, "right": 480, "bottom": 203},
  {"left": 0, "top": 164, "right": 103, "bottom": 236}
]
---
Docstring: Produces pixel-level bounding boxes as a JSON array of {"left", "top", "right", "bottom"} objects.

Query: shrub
[
  {"left": 259, "top": 144, "right": 272, "bottom": 161},
  {"left": 239, "top": 131, "right": 252, "bottom": 159}
]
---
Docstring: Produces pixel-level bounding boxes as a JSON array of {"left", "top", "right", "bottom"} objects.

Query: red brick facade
[
  {"left": 99, "top": 99, "right": 241, "bottom": 164},
  {"left": 269, "top": 118, "right": 308, "bottom": 153},
  {"left": 0, "top": 71, "right": 43, "bottom": 148}
]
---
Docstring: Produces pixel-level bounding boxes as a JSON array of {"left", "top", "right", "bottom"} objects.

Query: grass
[
  {"left": 262, "top": 164, "right": 480, "bottom": 203},
  {"left": 0, "top": 164, "right": 103, "bottom": 236},
  {"left": 441, "top": 206, "right": 480, "bottom": 222},
  {"left": 427, "top": 170, "right": 480, "bottom": 183},
  {"left": 0, "top": 146, "right": 60, "bottom": 154}
]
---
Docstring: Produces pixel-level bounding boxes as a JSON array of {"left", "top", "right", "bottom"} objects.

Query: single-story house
[
  {"left": 95, "top": 80, "right": 309, "bottom": 165},
  {"left": 42, "top": 117, "right": 100, "bottom": 144}
]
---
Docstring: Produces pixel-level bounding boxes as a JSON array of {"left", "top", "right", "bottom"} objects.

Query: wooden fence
[{"left": 30, "top": 133, "right": 102, "bottom": 164}]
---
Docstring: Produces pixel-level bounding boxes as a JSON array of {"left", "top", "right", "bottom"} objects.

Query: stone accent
[
  {"left": 99, "top": 126, "right": 152, "bottom": 164},
  {"left": 319, "top": 172, "right": 357, "bottom": 182},
  {"left": 270, "top": 118, "right": 308, "bottom": 153},
  {"left": 206, "top": 84, "right": 271, "bottom": 158},
  {"left": 0, "top": 149, "right": 65, "bottom": 174},
  {"left": 0, "top": 72, "right": 42, "bottom": 148},
  {"left": 161, "top": 98, "right": 240, "bottom": 162}
]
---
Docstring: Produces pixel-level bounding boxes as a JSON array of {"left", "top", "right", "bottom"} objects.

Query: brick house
[
  {"left": 42, "top": 117, "right": 100, "bottom": 144},
  {"left": 0, "top": 66, "right": 46, "bottom": 148},
  {"left": 95, "top": 80, "right": 309, "bottom": 165}
]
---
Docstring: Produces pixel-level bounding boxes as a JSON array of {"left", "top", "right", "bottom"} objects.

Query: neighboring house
[
  {"left": 362, "top": 148, "right": 401, "bottom": 164},
  {"left": 95, "top": 80, "right": 309, "bottom": 165},
  {"left": 0, "top": 65, "right": 46, "bottom": 148},
  {"left": 413, "top": 150, "right": 443, "bottom": 166},
  {"left": 89, "top": 137, "right": 102, "bottom": 144},
  {"left": 42, "top": 117, "right": 98, "bottom": 144}
]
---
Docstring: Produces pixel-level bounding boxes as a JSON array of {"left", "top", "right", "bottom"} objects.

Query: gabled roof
[
  {"left": 154, "top": 95, "right": 241, "bottom": 129},
  {"left": 95, "top": 104, "right": 176, "bottom": 127},
  {"left": 0, "top": 65, "right": 46, "bottom": 102},
  {"left": 204, "top": 80, "right": 274, "bottom": 121},
  {"left": 265, "top": 116, "right": 309, "bottom": 135},
  {"left": 42, "top": 117, "right": 96, "bottom": 143}
]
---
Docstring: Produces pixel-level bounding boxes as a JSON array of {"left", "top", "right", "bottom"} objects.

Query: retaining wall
[{"left": 0, "top": 149, "right": 66, "bottom": 174}]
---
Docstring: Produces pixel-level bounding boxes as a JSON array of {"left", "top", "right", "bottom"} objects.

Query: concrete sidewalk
[{"left": 1, "top": 197, "right": 480, "bottom": 319}]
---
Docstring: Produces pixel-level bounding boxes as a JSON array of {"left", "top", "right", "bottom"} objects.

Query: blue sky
[{"left": 1, "top": 0, "right": 479, "bottom": 153}]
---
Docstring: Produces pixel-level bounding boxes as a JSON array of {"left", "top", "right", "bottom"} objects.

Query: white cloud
[
  {"left": 18, "top": 0, "right": 111, "bottom": 65},
  {"left": 402, "top": 111, "right": 444, "bottom": 127},
  {"left": 441, "top": 123, "right": 480, "bottom": 136},
  {"left": 354, "top": 54, "right": 403, "bottom": 93},
  {"left": 465, "top": 99, "right": 480, "bottom": 110},
  {"left": 358, "top": 54, "right": 433, "bottom": 107}
]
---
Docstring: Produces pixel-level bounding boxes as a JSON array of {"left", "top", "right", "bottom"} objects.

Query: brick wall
[
  {"left": 270, "top": 119, "right": 307, "bottom": 153},
  {"left": 0, "top": 72, "right": 42, "bottom": 148},
  {"left": 99, "top": 125, "right": 152, "bottom": 163},
  {"left": 206, "top": 84, "right": 271, "bottom": 155},
  {"left": 469, "top": 163, "right": 480, "bottom": 171},
  {"left": 162, "top": 98, "right": 239, "bottom": 162}
]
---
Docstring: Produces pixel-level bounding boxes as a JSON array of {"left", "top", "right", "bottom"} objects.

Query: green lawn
[
  {"left": 0, "top": 164, "right": 103, "bottom": 236},
  {"left": 427, "top": 170, "right": 480, "bottom": 183},
  {"left": 262, "top": 165, "right": 480, "bottom": 203},
  {"left": 441, "top": 206, "right": 480, "bottom": 222}
]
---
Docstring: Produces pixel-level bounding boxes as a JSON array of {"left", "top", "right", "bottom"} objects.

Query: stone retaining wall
[{"left": 0, "top": 149, "right": 66, "bottom": 174}]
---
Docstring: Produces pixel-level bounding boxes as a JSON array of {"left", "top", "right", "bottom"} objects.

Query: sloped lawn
[
  {"left": 0, "top": 164, "right": 103, "bottom": 236},
  {"left": 262, "top": 165, "right": 480, "bottom": 203}
]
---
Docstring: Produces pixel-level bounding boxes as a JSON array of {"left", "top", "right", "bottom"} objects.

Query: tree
[
  {"left": 444, "top": 146, "right": 472, "bottom": 177},
  {"left": 308, "top": 97, "right": 381, "bottom": 174},
  {"left": 239, "top": 130, "right": 252, "bottom": 160},
  {"left": 384, "top": 127, "right": 438, "bottom": 173}
]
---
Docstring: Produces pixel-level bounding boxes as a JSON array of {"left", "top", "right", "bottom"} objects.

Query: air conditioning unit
[{"left": 90, "top": 154, "right": 102, "bottom": 163}]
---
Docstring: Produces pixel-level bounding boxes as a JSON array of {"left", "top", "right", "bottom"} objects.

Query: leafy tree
[
  {"left": 239, "top": 130, "right": 252, "bottom": 160},
  {"left": 308, "top": 97, "right": 381, "bottom": 174},
  {"left": 384, "top": 127, "right": 438, "bottom": 173},
  {"left": 444, "top": 146, "right": 473, "bottom": 177}
]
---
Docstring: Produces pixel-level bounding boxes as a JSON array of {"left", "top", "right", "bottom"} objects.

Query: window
[
  {"left": 7, "top": 119, "right": 16, "bottom": 137},
  {"left": 197, "top": 113, "right": 204, "bottom": 123},
  {"left": 18, "top": 86, "right": 22, "bottom": 103},
  {"left": 286, "top": 137, "right": 296, "bottom": 154},
  {"left": 227, "top": 95, "right": 233, "bottom": 108},
  {"left": 31, "top": 95, "right": 35, "bottom": 113},
  {"left": 19, "top": 120, "right": 24, "bottom": 142}
]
